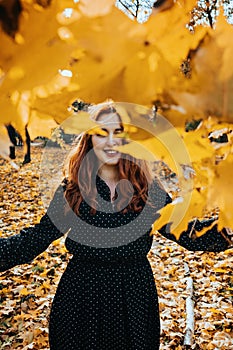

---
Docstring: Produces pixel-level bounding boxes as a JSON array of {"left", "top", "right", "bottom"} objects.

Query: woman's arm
[
  {"left": 0, "top": 183, "right": 70, "bottom": 272},
  {"left": 158, "top": 219, "right": 232, "bottom": 252}
]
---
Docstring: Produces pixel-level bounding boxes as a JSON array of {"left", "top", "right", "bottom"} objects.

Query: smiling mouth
[{"left": 104, "top": 149, "right": 119, "bottom": 155}]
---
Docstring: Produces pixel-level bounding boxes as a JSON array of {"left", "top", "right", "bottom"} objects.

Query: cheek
[
  {"left": 92, "top": 136, "right": 100, "bottom": 147},
  {"left": 113, "top": 137, "right": 123, "bottom": 147},
  {"left": 92, "top": 136, "right": 105, "bottom": 150}
]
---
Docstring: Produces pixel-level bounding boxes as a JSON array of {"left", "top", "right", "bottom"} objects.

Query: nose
[{"left": 106, "top": 132, "right": 116, "bottom": 147}]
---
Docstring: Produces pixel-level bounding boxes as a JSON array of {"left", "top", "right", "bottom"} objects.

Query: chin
[
  {"left": 105, "top": 158, "right": 120, "bottom": 166},
  {"left": 100, "top": 153, "right": 121, "bottom": 166}
]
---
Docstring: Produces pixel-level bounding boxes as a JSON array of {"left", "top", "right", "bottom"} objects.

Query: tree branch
[{"left": 183, "top": 262, "right": 195, "bottom": 346}]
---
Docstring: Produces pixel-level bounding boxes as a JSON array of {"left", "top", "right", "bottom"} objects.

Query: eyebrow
[{"left": 101, "top": 127, "right": 123, "bottom": 132}]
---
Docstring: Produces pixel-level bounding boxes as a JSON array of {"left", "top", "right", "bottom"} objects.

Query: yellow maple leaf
[
  {"left": 153, "top": 188, "right": 206, "bottom": 239},
  {"left": 19, "top": 288, "right": 30, "bottom": 296}
]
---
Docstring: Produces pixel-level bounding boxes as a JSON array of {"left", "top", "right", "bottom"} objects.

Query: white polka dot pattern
[{"left": 0, "top": 176, "right": 230, "bottom": 350}]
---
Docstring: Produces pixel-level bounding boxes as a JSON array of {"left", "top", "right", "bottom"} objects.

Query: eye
[
  {"left": 114, "top": 128, "right": 124, "bottom": 136},
  {"left": 96, "top": 133, "right": 106, "bottom": 138},
  {"left": 92, "top": 127, "right": 108, "bottom": 137}
]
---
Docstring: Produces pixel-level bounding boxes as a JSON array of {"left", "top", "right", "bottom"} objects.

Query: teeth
[{"left": 105, "top": 150, "right": 117, "bottom": 154}]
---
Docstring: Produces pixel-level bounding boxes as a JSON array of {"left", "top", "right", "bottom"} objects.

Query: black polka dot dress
[
  {"left": 0, "top": 177, "right": 230, "bottom": 350},
  {"left": 49, "top": 176, "right": 166, "bottom": 350}
]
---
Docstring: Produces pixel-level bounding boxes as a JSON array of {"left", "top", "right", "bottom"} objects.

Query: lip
[{"left": 104, "top": 149, "right": 119, "bottom": 157}]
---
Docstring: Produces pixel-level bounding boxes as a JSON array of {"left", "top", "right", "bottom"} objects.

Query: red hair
[{"left": 63, "top": 106, "right": 153, "bottom": 215}]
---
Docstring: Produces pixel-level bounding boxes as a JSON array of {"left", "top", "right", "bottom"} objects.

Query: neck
[{"left": 98, "top": 164, "right": 119, "bottom": 183}]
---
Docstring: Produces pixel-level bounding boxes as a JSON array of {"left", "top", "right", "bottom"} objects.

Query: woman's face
[{"left": 92, "top": 113, "right": 123, "bottom": 166}]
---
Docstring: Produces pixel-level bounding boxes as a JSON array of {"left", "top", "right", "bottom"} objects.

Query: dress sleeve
[
  {"left": 148, "top": 178, "right": 172, "bottom": 211},
  {"left": 158, "top": 218, "right": 231, "bottom": 252},
  {"left": 0, "top": 183, "right": 70, "bottom": 272}
]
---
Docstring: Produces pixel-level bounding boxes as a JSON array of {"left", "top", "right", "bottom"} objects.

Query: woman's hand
[{"left": 220, "top": 227, "right": 233, "bottom": 248}]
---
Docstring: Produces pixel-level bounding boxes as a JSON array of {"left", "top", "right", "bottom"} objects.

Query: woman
[{"left": 0, "top": 104, "right": 232, "bottom": 349}]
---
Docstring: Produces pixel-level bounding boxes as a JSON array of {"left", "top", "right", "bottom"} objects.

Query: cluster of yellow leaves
[{"left": 151, "top": 116, "right": 233, "bottom": 238}]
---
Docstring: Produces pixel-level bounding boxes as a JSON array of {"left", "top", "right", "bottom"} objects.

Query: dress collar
[{"left": 96, "top": 175, "right": 112, "bottom": 202}]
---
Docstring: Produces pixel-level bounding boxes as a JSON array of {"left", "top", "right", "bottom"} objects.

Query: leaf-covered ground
[{"left": 0, "top": 147, "right": 232, "bottom": 349}]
